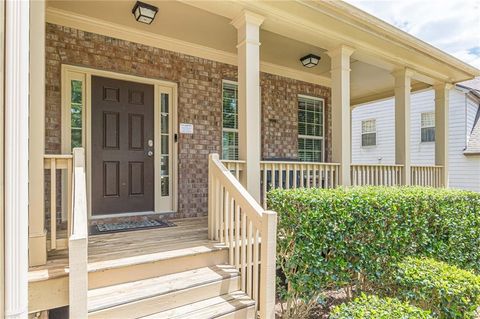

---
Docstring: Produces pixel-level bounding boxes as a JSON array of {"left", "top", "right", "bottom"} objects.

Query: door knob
[{"left": 147, "top": 151, "right": 153, "bottom": 157}]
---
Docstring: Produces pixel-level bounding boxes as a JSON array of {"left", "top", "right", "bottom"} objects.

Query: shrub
[
  {"left": 392, "top": 257, "right": 480, "bottom": 318},
  {"left": 330, "top": 294, "right": 433, "bottom": 319},
  {"left": 268, "top": 187, "right": 480, "bottom": 308}
]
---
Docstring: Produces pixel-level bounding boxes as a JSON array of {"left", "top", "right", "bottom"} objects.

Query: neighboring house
[
  {"left": 1, "top": 1, "right": 480, "bottom": 319},
  {"left": 352, "top": 86, "right": 480, "bottom": 192}
]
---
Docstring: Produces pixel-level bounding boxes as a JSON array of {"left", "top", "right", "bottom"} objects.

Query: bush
[
  {"left": 330, "top": 294, "right": 433, "bottom": 319},
  {"left": 392, "top": 257, "right": 480, "bottom": 318},
  {"left": 268, "top": 187, "right": 480, "bottom": 306}
]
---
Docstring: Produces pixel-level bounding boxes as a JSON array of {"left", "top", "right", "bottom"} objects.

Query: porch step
[
  {"left": 139, "top": 291, "right": 256, "bottom": 319},
  {"left": 88, "top": 241, "right": 229, "bottom": 289},
  {"left": 88, "top": 265, "right": 241, "bottom": 319}
]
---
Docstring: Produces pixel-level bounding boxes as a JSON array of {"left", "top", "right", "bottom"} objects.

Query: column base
[{"left": 29, "top": 231, "right": 47, "bottom": 266}]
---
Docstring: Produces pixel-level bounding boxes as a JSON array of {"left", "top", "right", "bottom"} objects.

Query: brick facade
[{"left": 45, "top": 23, "right": 331, "bottom": 218}]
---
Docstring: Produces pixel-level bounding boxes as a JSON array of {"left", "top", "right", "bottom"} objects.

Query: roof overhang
[{"left": 181, "top": 0, "right": 480, "bottom": 84}]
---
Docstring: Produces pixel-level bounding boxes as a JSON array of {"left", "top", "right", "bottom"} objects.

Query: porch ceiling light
[
  {"left": 132, "top": 1, "right": 158, "bottom": 25},
  {"left": 300, "top": 54, "right": 321, "bottom": 68}
]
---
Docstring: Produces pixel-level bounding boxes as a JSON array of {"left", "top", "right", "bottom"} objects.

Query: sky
[{"left": 346, "top": 0, "right": 480, "bottom": 70}]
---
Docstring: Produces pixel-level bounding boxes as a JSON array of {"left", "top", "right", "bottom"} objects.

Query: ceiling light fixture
[
  {"left": 300, "top": 54, "right": 321, "bottom": 68},
  {"left": 132, "top": 1, "right": 158, "bottom": 25}
]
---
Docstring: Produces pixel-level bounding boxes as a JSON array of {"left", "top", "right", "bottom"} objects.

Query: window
[
  {"left": 361, "top": 119, "right": 377, "bottom": 147},
  {"left": 63, "top": 71, "right": 86, "bottom": 152},
  {"left": 222, "top": 81, "right": 238, "bottom": 160},
  {"left": 70, "top": 80, "right": 83, "bottom": 148},
  {"left": 298, "top": 96, "right": 324, "bottom": 162},
  {"left": 421, "top": 112, "right": 435, "bottom": 142}
]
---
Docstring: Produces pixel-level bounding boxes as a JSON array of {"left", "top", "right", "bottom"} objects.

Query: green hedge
[
  {"left": 268, "top": 187, "right": 480, "bottom": 303},
  {"left": 392, "top": 257, "right": 480, "bottom": 318},
  {"left": 330, "top": 294, "right": 433, "bottom": 319}
]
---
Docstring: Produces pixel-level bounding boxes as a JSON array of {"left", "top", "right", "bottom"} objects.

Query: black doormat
[{"left": 89, "top": 219, "right": 176, "bottom": 235}]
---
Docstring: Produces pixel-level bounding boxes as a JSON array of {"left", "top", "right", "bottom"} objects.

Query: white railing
[
  {"left": 351, "top": 164, "right": 404, "bottom": 186},
  {"left": 260, "top": 161, "right": 340, "bottom": 208},
  {"left": 44, "top": 154, "right": 73, "bottom": 250},
  {"left": 69, "top": 148, "right": 88, "bottom": 319},
  {"left": 209, "top": 154, "right": 276, "bottom": 319},
  {"left": 411, "top": 165, "right": 444, "bottom": 187},
  {"left": 221, "top": 159, "right": 246, "bottom": 180}
]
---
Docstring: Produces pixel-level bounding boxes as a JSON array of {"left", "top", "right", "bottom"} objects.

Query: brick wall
[
  {"left": 45, "top": 23, "right": 331, "bottom": 218},
  {"left": 261, "top": 73, "right": 332, "bottom": 161}
]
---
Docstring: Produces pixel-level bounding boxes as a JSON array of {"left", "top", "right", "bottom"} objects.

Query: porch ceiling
[{"left": 46, "top": 0, "right": 465, "bottom": 104}]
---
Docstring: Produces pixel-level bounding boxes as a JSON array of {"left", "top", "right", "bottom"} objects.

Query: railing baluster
[
  {"left": 229, "top": 195, "right": 234, "bottom": 265},
  {"left": 286, "top": 164, "right": 291, "bottom": 189},
  {"left": 50, "top": 158, "right": 57, "bottom": 250},
  {"left": 262, "top": 163, "right": 267, "bottom": 209},
  {"left": 247, "top": 217, "right": 253, "bottom": 297},
  {"left": 235, "top": 204, "right": 240, "bottom": 270},
  {"left": 241, "top": 210, "right": 247, "bottom": 292},
  {"left": 253, "top": 226, "right": 260, "bottom": 310},
  {"left": 293, "top": 164, "right": 298, "bottom": 188}
]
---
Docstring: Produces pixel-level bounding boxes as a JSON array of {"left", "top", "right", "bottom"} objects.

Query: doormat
[{"left": 90, "top": 219, "right": 176, "bottom": 235}]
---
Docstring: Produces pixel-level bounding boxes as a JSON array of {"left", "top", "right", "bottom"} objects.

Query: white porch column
[
  {"left": 434, "top": 83, "right": 452, "bottom": 187},
  {"left": 328, "top": 45, "right": 354, "bottom": 186},
  {"left": 5, "top": 0, "right": 30, "bottom": 318},
  {"left": 393, "top": 68, "right": 414, "bottom": 185},
  {"left": 29, "top": 0, "right": 47, "bottom": 267},
  {"left": 0, "top": 0, "right": 5, "bottom": 317},
  {"left": 231, "top": 11, "right": 264, "bottom": 202}
]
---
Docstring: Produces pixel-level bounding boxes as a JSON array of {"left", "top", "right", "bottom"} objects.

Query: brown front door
[{"left": 91, "top": 76, "right": 154, "bottom": 215}]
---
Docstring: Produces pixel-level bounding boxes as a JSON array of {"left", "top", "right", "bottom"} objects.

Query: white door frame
[{"left": 61, "top": 64, "right": 178, "bottom": 218}]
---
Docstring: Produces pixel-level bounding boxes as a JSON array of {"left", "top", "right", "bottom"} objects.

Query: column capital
[
  {"left": 433, "top": 82, "right": 454, "bottom": 91},
  {"left": 326, "top": 45, "right": 355, "bottom": 59},
  {"left": 231, "top": 10, "right": 265, "bottom": 30},
  {"left": 391, "top": 67, "right": 415, "bottom": 80}
]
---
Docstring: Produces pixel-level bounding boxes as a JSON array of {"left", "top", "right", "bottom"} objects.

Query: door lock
[
  {"left": 147, "top": 150, "right": 154, "bottom": 157},
  {"left": 148, "top": 139, "right": 154, "bottom": 147}
]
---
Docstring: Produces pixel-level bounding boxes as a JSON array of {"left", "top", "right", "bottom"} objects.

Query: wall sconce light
[
  {"left": 132, "top": 1, "right": 159, "bottom": 25},
  {"left": 300, "top": 54, "right": 321, "bottom": 68}
]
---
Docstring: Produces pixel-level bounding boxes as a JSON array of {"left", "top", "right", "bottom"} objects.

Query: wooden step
[
  {"left": 29, "top": 242, "right": 228, "bottom": 313},
  {"left": 88, "top": 265, "right": 240, "bottom": 319},
  {"left": 139, "top": 291, "right": 256, "bottom": 319},
  {"left": 88, "top": 241, "right": 229, "bottom": 289}
]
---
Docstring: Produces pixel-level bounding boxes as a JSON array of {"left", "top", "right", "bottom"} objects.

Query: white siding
[
  {"left": 448, "top": 91, "right": 480, "bottom": 192},
  {"left": 352, "top": 88, "right": 480, "bottom": 192},
  {"left": 352, "top": 99, "right": 395, "bottom": 164}
]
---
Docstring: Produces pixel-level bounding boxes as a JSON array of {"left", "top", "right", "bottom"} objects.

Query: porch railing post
[{"left": 260, "top": 210, "right": 277, "bottom": 319}]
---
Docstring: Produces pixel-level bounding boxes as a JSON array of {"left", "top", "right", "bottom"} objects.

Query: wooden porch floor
[{"left": 29, "top": 217, "right": 214, "bottom": 282}]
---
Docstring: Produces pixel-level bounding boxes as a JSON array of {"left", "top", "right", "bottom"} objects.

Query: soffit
[{"left": 46, "top": 0, "right": 422, "bottom": 102}]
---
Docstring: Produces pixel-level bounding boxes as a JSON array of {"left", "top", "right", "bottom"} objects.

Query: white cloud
[{"left": 346, "top": 0, "right": 480, "bottom": 69}]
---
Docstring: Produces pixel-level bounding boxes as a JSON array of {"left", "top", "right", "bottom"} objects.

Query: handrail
[
  {"left": 209, "top": 154, "right": 277, "bottom": 319},
  {"left": 69, "top": 148, "right": 88, "bottom": 319},
  {"left": 411, "top": 165, "right": 444, "bottom": 187},
  {"left": 351, "top": 164, "right": 404, "bottom": 186},
  {"left": 44, "top": 154, "right": 73, "bottom": 250}
]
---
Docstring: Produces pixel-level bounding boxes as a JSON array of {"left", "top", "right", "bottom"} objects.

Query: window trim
[
  {"left": 297, "top": 94, "right": 325, "bottom": 162},
  {"left": 361, "top": 118, "right": 377, "bottom": 148},
  {"left": 420, "top": 111, "right": 435, "bottom": 143},
  {"left": 221, "top": 80, "right": 239, "bottom": 160}
]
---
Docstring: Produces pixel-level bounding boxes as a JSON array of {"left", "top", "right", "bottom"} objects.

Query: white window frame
[
  {"left": 221, "top": 80, "right": 239, "bottom": 160},
  {"left": 361, "top": 119, "right": 377, "bottom": 147},
  {"left": 297, "top": 94, "right": 325, "bottom": 162},
  {"left": 420, "top": 112, "right": 435, "bottom": 143}
]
